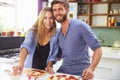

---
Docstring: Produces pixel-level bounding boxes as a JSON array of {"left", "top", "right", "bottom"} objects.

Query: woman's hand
[{"left": 12, "top": 64, "right": 24, "bottom": 76}]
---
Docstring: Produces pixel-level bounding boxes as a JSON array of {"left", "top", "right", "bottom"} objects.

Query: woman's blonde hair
[{"left": 30, "top": 7, "right": 56, "bottom": 45}]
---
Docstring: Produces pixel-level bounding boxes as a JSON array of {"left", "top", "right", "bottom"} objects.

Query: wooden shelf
[
  {"left": 90, "top": 2, "right": 108, "bottom": 4},
  {"left": 92, "top": 26, "right": 120, "bottom": 28},
  {"left": 108, "top": 14, "right": 120, "bottom": 16},
  {"left": 69, "top": 0, "right": 120, "bottom": 28},
  {"left": 109, "top": 1, "right": 120, "bottom": 3},
  {"left": 92, "top": 26, "right": 108, "bottom": 28},
  {"left": 108, "top": 26, "right": 120, "bottom": 28},
  {"left": 78, "top": 14, "right": 89, "bottom": 16},
  {"left": 90, "top": 14, "right": 108, "bottom": 16},
  {"left": 70, "top": 1, "right": 120, "bottom": 3},
  {"left": 78, "top": 2, "right": 90, "bottom": 4}
]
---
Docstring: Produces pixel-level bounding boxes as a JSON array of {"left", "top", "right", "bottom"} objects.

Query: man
[{"left": 51, "top": 0, "right": 102, "bottom": 80}]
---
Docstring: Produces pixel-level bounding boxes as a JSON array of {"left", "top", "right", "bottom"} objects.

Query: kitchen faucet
[{"left": 98, "top": 34, "right": 104, "bottom": 46}]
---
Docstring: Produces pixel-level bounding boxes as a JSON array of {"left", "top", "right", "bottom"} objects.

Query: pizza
[
  {"left": 23, "top": 68, "right": 47, "bottom": 78},
  {"left": 48, "top": 74, "right": 79, "bottom": 80}
]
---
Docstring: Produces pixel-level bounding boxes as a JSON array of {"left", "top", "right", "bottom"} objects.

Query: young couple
[{"left": 14, "top": 0, "right": 102, "bottom": 80}]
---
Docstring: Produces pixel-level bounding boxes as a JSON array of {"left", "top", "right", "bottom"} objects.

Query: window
[
  {"left": 0, "top": 0, "right": 38, "bottom": 36},
  {"left": 0, "top": 0, "right": 16, "bottom": 33}
]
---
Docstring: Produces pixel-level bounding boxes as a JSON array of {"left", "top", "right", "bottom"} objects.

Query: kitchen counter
[
  {"left": 89, "top": 47, "right": 120, "bottom": 59},
  {"left": 0, "top": 63, "right": 82, "bottom": 80},
  {"left": 0, "top": 47, "right": 119, "bottom": 80},
  {"left": 0, "top": 63, "right": 106, "bottom": 80}
]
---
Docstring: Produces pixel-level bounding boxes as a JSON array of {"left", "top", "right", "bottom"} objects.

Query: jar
[
  {"left": 1, "top": 32, "right": 7, "bottom": 37},
  {"left": 110, "top": 17, "right": 115, "bottom": 26},
  {"left": 102, "top": 0, "right": 107, "bottom": 2},
  {"left": 94, "top": 0, "right": 101, "bottom": 2}
]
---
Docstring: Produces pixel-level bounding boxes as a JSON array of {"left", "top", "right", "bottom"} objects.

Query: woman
[{"left": 13, "top": 7, "right": 59, "bottom": 75}]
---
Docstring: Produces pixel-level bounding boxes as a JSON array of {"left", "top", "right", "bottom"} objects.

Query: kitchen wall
[
  {"left": 16, "top": 0, "right": 38, "bottom": 31},
  {"left": 0, "top": 0, "right": 38, "bottom": 33},
  {"left": 92, "top": 28, "right": 120, "bottom": 47}
]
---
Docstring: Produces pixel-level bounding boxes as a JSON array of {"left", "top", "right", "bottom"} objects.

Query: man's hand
[
  {"left": 45, "top": 66, "right": 55, "bottom": 74},
  {"left": 82, "top": 67, "right": 94, "bottom": 80}
]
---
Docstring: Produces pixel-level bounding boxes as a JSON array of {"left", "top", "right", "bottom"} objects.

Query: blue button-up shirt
[
  {"left": 20, "top": 29, "right": 59, "bottom": 68},
  {"left": 58, "top": 19, "right": 101, "bottom": 69}
]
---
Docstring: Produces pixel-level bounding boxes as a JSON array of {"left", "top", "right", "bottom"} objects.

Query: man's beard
[{"left": 55, "top": 13, "right": 67, "bottom": 23}]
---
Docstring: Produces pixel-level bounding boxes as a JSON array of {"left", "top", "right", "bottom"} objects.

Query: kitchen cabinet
[
  {"left": 69, "top": 0, "right": 120, "bottom": 28},
  {"left": 94, "top": 58, "right": 120, "bottom": 80},
  {"left": 89, "top": 47, "right": 120, "bottom": 80},
  {"left": 0, "top": 37, "right": 24, "bottom": 50}
]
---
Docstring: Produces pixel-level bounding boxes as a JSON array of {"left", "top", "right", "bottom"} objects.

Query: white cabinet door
[{"left": 94, "top": 58, "right": 120, "bottom": 80}]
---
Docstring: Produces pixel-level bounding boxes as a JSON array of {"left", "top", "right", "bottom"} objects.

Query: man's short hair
[{"left": 51, "top": 0, "right": 69, "bottom": 9}]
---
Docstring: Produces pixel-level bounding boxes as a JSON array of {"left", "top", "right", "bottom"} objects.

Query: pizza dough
[{"left": 23, "top": 68, "right": 47, "bottom": 78}]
